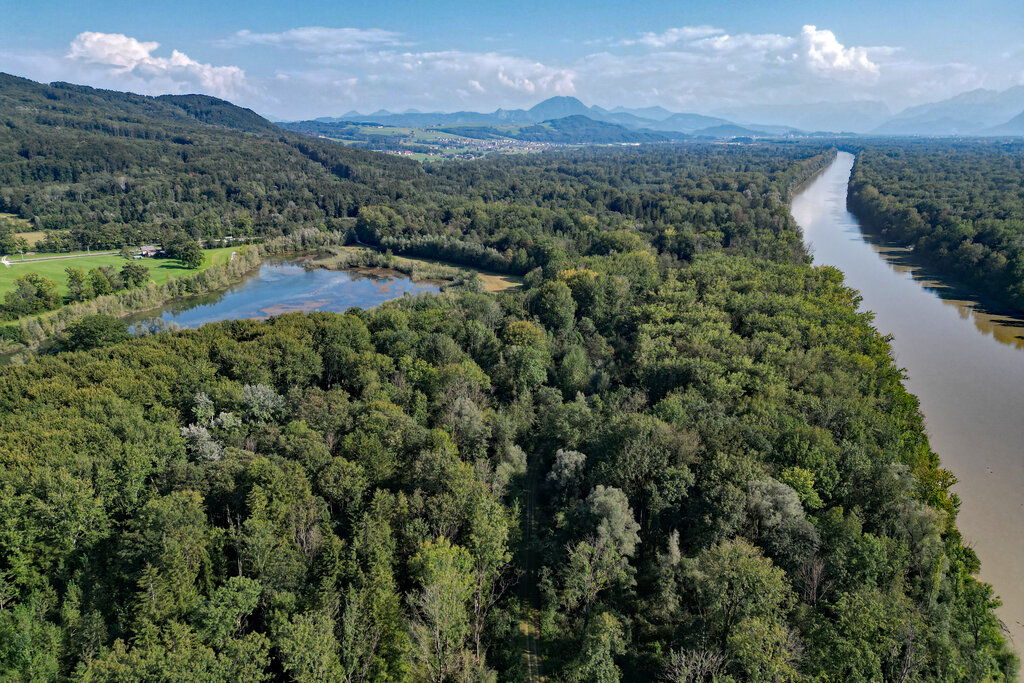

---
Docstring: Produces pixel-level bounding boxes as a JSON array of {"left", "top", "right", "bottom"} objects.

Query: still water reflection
[
  {"left": 792, "top": 152, "right": 1024, "bottom": 647},
  {"left": 133, "top": 260, "right": 440, "bottom": 330}
]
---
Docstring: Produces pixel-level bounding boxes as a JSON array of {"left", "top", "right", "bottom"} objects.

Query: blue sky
[{"left": 2, "top": 0, "right": 1022, "bottom": 119}]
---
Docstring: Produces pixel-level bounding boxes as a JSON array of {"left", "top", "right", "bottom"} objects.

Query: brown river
[{"left": 791, "top": 151, "right": 1024, "bottom": 649}]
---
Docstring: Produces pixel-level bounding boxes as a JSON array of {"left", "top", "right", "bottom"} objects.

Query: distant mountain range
[
  {"left": 305, "top": 89, "right": 1024, "bottom": 138},
  {"left": 983, "top": 109, "right": 1024, "bottom": 136},
  {"left": 873, "top": 86, "right": 1024, "bottom": 135},
  {"left": 299, "top": 96, "right": 820, "bottom": 141},
  {"left": 710, "top": 101, "right": 892, "bottom": 134}
]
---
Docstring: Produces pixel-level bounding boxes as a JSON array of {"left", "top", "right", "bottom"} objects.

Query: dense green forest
[
  {"left": 0, "top": 74, "right": 1017, "bottom": 681},
  {"left": 0, "top": 73, "right": 420, "bottom": 251},
  {"left": 352, "top": 140, "right": 832, "bottom": 275},
  {"left": 848, "top": 140, "right": 1024, "bottom": 311}
]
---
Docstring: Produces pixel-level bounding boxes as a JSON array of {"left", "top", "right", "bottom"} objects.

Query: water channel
[{"left": 791, "top": 151, "right": 1024, "bottom": 647}]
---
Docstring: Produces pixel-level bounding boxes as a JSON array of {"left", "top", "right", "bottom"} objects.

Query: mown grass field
[
  {"left": 0, "top": 247, "right": 238, "bottom": 297},
  {"left": 1, "top": 213, "right": 66, "bottom": 248},
  {"left": 14, "top": 231, "right": 47, "bottom": 247}
]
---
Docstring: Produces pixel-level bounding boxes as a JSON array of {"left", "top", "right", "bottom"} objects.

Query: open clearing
[
  {"left": 13, "top": 231, "right": 47, "bottom": 247},
  {"left": 0, "top": 246, "right": 237, "bottom": 297}
]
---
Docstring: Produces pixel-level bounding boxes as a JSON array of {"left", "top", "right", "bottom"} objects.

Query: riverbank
[
  {"left": 846, "top": 146, "right": 1024, "bottom": 317},
  {"left": 792, "top": 151, "right": 1024, "bottom": 651},
  {"left": 844, "top": 221, "right": 1024, "bottom": 338},
  {"left": 307, "top": 245, "right": 523, "bottom": 293}
]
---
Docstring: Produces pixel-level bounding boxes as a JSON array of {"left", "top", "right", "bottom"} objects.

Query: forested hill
[
  {"left": 433, "top": 115, "right": 672, "bottom": 143},
  {"left": 154, "top": 93, "right": 281, "bottom": 135},
  {"left": 0, "top": 76, "right": 1016, "bottom": 681},
  {"left": 0, "top": 73, "right": 278, "bottom": 136},
  {"left": 0, "top": 73, "right": 423, "bottom": 251}
]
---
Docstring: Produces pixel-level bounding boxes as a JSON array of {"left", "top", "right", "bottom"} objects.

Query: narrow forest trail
[{"left": 519, "top": 453, "right": 545, "bottom": 682}]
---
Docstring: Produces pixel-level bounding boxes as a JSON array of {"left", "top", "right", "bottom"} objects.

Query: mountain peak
[
  {"left": 879, "top": 84, "right": 1024, "bottom": 135},
  {"left": 527, "top": 96, "right": 591, "bottom": 121},
  {"left": 529, "top": 96, "right": 587, "bottom": 110}
]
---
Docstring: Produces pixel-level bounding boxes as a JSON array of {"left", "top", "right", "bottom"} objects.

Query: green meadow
[{"left": 0, "top": 246, "right": 238, "bottom": 297}]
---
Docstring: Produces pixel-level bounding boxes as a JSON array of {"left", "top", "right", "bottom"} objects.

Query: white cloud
[
  {"left": 67, "top": 32, "right": 247, "bottom": 98},
  {"left": 265, "top": 49, "right": 575, "bottom": 114},
  {"left": 564, "top": 24, "right": 898, "bottom": 115},
  {"left": 68, "top": 33, "right": 158, "bottom": 69},
  {"left": 212, "top": 26, "right": 575, "bottom": 112},
  {"left": 1, "top": 23, "right": 1010, "bottom": 120},
  {"left": 620, "top": 25, "right": 877, "bottom": 81},
  {"left": 624, "top": 26, "right": 724, "bottom": 48},
  {"left": 219, "top": 27, "right": 404, "bottom": 53},
  {"left": 690, "top": 32, "right": 795, "bottom": 55},
  {"left": 800, "top": 25, "right": 878, "bottom": 77}
]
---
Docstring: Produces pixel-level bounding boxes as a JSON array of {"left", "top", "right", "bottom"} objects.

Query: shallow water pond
[{"left": 131, "top": 260, "right": 440, "bottom": 329}]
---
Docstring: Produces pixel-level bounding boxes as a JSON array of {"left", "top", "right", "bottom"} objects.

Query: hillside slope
[
  {"left": 156, "top": 93, "right": 281, "bottom": 134},
  {"left": 982, "top": 109, "right": 1024, "bottom": 136},
  {"left": 0, "top": 73, "right": 421, "bottom": 250},
  {"left": 875, "top": 86, "right": 1024, "bottom": 135},
  {"left": 509, "top": 115, "right": 669, "bottom": 143}
]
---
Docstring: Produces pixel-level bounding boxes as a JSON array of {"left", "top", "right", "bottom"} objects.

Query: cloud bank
[
  {"left": 624, "top": 26, "right": 725, "bottom": 48},
  {"left": 0, "top": 23, "right": 1011, "bottom": 119},
  {"left": 232, "top": 22, "right": 898, "bottom": 116},
  {"left": 218, "top": 27, "right": 405, "bottom": 53}
]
